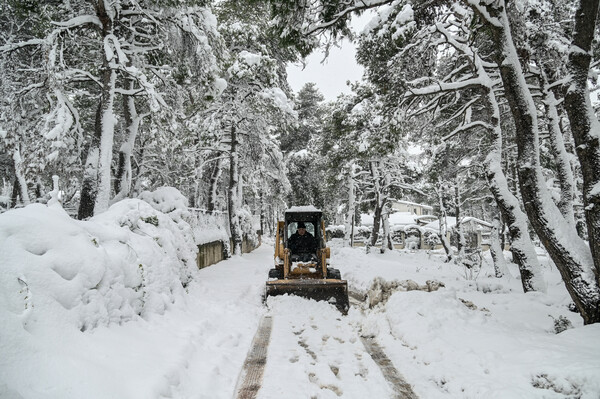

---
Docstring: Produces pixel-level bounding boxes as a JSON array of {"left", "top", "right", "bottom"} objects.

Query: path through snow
[{"left": 2, "top": 239, "right": 600, "bottom": 398}]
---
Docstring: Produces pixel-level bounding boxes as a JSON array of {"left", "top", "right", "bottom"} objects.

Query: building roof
[{"left": 391, "top": 200, "right": 433, "bottom": 210}]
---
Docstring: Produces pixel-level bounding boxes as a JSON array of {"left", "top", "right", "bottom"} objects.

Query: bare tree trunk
[
  {"left": 228, "top": 125, "right": 242, "bottom": 256},
  {"left": 93, "top": 2, "right": 118, "bottom": 215},
  {"left": 436, "top": 181, "right": 453, "bottom": 262},
  {"left": 12, "top": 146, "right": 30, "bottom": 207},
  {"left": 259, "top": 191, "right": 265, "bottom": 235},
  {"left": 93, "top": 66, "right": 117, "bottom": 214},
  {"left": 344, "top": 164, "right": 357, "bottom": 246},
  {"left": 490, "top": 216, "right": 509, "bottom": 278},
  {"left": 381, "top": 203, "right": 393, "bottom": 253},
  {"left": 369, "top": 161, "right": 385, "bottom": 250},
  {"left": 114, "top": 79, "right": 144, "bottom": 203},
  {"left": 208, "top": 157, "right": 223, "bottom": 212},
  {"left": 483, "top": 85, "right": 545, "bottom": 292},
  {"left": 79, "top": 2, "right": 117, "bottom": 218},
  {"left": 10, "top": 179, "right": 19, "bottom": 208},
  {"left": 540, "top": 72, "right": 575, "bottom": 226},
  {"left": 78, "top": 104, "right": 102, "bottom": 219},
  {"left": 563, "top": 0, "right": 600, "bottom": 283},
  {"left": 454, "top": 182, "right": 467, "bottom": 265}
]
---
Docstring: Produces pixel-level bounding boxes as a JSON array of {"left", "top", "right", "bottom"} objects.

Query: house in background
[{"left": 390, "top": 200, "right": 433, "bottom": 216}]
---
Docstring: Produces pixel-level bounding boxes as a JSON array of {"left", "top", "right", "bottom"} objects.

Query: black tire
[
  {"left": 327, "top": 268, "right": 341, "bottom": 280},
  {"left": 268, "top": 268, "right": 283, "bottom": 279}
]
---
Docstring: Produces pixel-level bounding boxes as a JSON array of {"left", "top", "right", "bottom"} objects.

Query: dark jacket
[{"left": 288, "top": 231, "right": 318, "bottom": 254}]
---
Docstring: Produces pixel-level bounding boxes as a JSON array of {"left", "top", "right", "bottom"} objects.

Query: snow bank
[
  {"left": 138, "top": 186, "right": 189, "bottom": 223},
  {"left": 330, "top": 242, "right": 600, "bottom": 398},
  {"left": 0, "top": 195, "right": 198, "bottom": 334}
]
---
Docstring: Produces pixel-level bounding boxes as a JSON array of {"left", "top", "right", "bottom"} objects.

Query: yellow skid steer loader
[{"left": 265, "top": 207, "right": 349, "bottom": 313}]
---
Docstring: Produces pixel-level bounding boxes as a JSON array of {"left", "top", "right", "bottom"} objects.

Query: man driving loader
[{"left": 287, "top": 222, "right": 318, "bottom": 262}]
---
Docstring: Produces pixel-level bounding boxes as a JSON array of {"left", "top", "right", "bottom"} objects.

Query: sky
[
  {"left": 286, "top": 40, "right": 364, "bottom": 102},
  {"left": 286, "top": 12, "right": 375, "bottom": 102}
]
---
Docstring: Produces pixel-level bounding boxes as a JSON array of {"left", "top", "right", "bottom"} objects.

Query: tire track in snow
[
  {"left": 234, "top": 316, "right": 273, "bottom": 399},
  {"left": 351, "top": 291, "right": 418, "bottom": 398},
  {"left": 236, "top": 294, "right": 418, "bottom": 398},
  {"left": 360, "top": 336, "right": 418, "bottom": 399}
]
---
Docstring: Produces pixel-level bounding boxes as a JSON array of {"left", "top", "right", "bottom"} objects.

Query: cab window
[{"left": 288, "top": 222, "right": 315, "bottom": 237}]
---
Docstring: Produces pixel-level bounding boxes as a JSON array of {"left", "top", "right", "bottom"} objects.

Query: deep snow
[{"left": 1, "top": 201, "right": 599, "bottom": 399}]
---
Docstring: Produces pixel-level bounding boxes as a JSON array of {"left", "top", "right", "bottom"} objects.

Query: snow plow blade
[{"left": 265, "top": 279, "right": 349, "bottom": 314}]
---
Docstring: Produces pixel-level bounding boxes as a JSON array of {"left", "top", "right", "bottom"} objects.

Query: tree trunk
[
  {"left": 93, "top": 65, "right": 117, "bottom": 215},
  {"left": 259, "top": 191, "right": 265, "bottom": 235},
  {"left": 540, "top": 73, "right": 576, "bottom": 226},
  {"left": 436, "top": 181, "right": 453, "bottom": 262},
  {"left": 12, "top": 146, "right": 30, "bottom": 207},
  {"left": 454, "top": 182, "right": 467, "bottom": 264},
  {"left": 381, "top": 204, "right": 392, "bottom": 253},
  {"left": 79, "top": 1, "right": 117, "bottom": 218},
  {"left": 344, "top": 164, "right": 357, "bottom": 246},
  {"left": 476, "top": 0, "right": 600, "bottom": 323},
  {"left": 208, "top": 157, "right": 223, "bottom": 212},
  {"left": 78, "top": 104, "right": 102, "bottom": 219},
  {"left": 228, "top": 125, "right": 242, "bottom": 256},
  {"left": 562, "top": 0, "right": 600, "bottom": 283},
  {"left": 114, "top": 80, "right": 143, "bottom": 203},
  {"left": 490, "top": 216, "right": 509, "bottom": 278},
  {"left": 369, "top": 161, "right": 384, "bottom": 249},
  {"left": 483, "top": 85, "right": 545, "bottom": 292},
  {"left": 10, "top": 179, "right": 19, "bottom": 208}
]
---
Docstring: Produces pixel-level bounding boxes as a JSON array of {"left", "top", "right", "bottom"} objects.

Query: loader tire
[
  {"left": 327, "top": 268, "right": 341, "bottom": 280},
  {"left": 268, "top": 268, "right": 283, "bottom": 279}
]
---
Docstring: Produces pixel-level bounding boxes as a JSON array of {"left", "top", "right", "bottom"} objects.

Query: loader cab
[
  {"left": 283, "top": 209, "right": 326, "bottom": 253},
  {"left": 287, "top": 221, "right": 316, "bottom": 238},
  {"left": 272, "top": 207, "right": 330, "bottom": 279}
]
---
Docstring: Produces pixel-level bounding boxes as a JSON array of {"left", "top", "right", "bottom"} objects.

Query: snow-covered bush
[
  {"left": 354, "top": 225, "right": 371, "bottom": 243},
  {"left": 550, "top": 315, "right": 574, "bottom": 334},
  {"left": 326, "top": 225, "right": 345, "bottom": 240},
  {"left": 390, "top": 226, "right": 404, "bottom": 244},
  {"left": 0, "top": 196, "right": 199, "bottom": 333},
  {"left": 423, "top": 230, "right": 440, "bottom": 247},
  {"left": 138, "top": 186, "right": 190, "bottom": 223},
  {"left": 237, "top": 207, "right": 258, "bottom": 246}
]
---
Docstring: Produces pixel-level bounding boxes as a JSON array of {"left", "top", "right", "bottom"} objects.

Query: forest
[{"left": 1, "top": 0, "right": 600, "bottom": 326}]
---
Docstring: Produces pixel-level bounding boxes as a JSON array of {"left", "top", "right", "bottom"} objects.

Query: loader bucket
[{"left": 265, "top": 279, "right": 350, "bottom": 314}]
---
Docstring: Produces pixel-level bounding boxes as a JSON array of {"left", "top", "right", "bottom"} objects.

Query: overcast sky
[
  {"left": 286, "top": 40, "right": 363, "bottom": 102},
  {"left": 286, "top": 12, "right": 374, "bottom": 102}
]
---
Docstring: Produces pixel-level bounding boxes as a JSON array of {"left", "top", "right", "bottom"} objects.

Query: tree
[
  {"left": 204, "top": 1, "right": 297, "bottom": 254},
  {"left": 282, "top": 82, "right": 327, "bottom": 208}
]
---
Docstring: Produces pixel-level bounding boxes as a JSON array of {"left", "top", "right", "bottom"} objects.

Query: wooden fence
[{"left": 196, "top": 234, "right": 261, "bottom": 269}]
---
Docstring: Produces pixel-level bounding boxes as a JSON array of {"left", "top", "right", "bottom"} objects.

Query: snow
[
  {"left": 286, "top": 205, "right": 321, "bottom": 213},
  {"left": 214, "top": 77, "right": 227, "bottom": 96},
  {"left": 259, "top": 87, "right": 296, "bottom": 115},
  {"left": 52, "top": 15, "right": 102, "bottom": 29},
  {"left": 360, "top": 211, "right": 419, "bottom": 227},
  {"left": 1, "top": 206, "right": 599, "bottom": 398},
  {"left": 238, "top": 50, "right": 262, "bottom": 67},
  {"left": 138, "top": 187, "right": 189, "bottom": 222}
]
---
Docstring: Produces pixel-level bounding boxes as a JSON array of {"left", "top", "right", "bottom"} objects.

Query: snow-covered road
[
  {"left": 3, "top": 235, "right": 600, "bottom": 399},
  {"left": 153, "top": 244, "right": 413, "bottom": 399}
]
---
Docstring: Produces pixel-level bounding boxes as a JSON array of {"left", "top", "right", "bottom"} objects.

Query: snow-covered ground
[{"left": 1, "top": 201, "right": 599, "bottom": 399}]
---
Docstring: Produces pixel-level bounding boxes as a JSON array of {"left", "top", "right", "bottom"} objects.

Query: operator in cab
[{"left": 288, "top": 222, "right": 318, "bottom": 262}]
